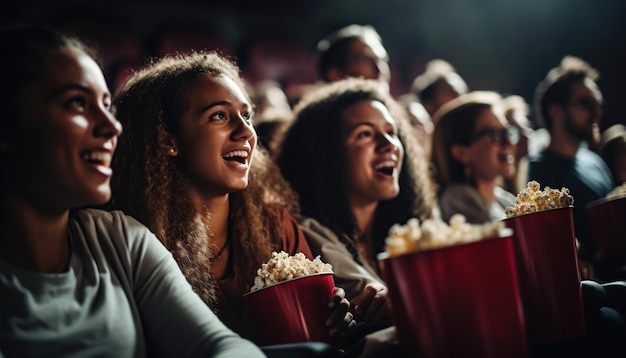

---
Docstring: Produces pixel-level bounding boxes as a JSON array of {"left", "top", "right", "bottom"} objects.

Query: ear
[
  {"left": 450, "top": 144, "right": 469, "bottom": 164},
  {"left": 326, "top": 68, "right": 345, "bottom": 82},
  {"left": 164, "top": 132, "right": 179, "bottom": 157}
]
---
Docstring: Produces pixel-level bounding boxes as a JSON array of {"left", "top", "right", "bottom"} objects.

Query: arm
[
  {"left": 126, "top": 216, "right": 265, "bottom": 358},
  {"left": 299, "top": 217, "right": 385, "bottom": 301},
  {"left": 300, "top": 217, "right": 391, "bottom": 328}
]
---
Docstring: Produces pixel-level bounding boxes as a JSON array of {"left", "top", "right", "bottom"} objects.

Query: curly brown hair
[
  {"left": 109, "top": 51, "right": 300, "bottom": 308},
  {"left": 276, "top": 78, "right": 436, "bottom": 264}
]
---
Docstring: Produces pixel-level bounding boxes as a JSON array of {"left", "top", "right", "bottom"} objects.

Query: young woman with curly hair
[
  {"left": 109, "top": 50, "right": 354, "bottom": 341},
  {"left": 276, "top": 78, "right": 437, "bottom": 329}
]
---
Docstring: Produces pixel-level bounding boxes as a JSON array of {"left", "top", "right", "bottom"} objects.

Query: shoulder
[
  {"left": 495, "top": 186, "right": 516, "bottom": 207},
  {"left": 71, "top": 208, "right": 149, "bottom": 239},
  {"left": 70, "top": 208, "right": 161, "bottom": 259},
  {"left": 440, "top": 183, "right": 481, "bottom": 201},
  {"left": 577, "top": 147, "right": 609, "bottom": 168}
]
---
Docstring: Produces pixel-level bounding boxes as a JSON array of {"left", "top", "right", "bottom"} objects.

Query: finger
[
  {"left": 328, "top": 287, "right": 345, "bottom": 309},
  {"left": 328, "top": 311, "right": 355, "bottom": 337},
  {"left": 326, "top": 297, "right": 351, "bottom": 327},
  {"left": 353, "top": 285, "right": 377, "bottom": 316},
  {"left": 360, "top": 293, "right": 387, "bottom": 321}
]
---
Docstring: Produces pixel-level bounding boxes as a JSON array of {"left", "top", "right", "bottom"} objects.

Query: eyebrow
[
  {"left": 199, "top": 100, "right": 251, "bottom": 115},
  {"left": 50, "top": 83, "right": 110, "bottom": 100},
  {"left": 346, "top": 121, "right": 396, "bottom": 133}
]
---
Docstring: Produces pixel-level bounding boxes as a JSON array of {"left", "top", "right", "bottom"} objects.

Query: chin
[{"left": 87, "top": 187, "right": 112, "bottom": 206}]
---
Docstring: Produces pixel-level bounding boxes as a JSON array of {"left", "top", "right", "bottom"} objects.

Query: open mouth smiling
[
  {"left": 374, "top": 160, "right": 397, "bottom": 176},
  {"left": 223, "top": 150, "right": 249, "bottom": 165},
  {"left": 82, "top": 150, "right": 111, "bottom": 166}
]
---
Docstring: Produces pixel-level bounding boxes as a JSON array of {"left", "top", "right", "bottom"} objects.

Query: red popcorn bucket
[
  {"left": 242, "top": 273, "right": 336, "bottom": 347},
  {"left": 377, "top": 232, "right": 528, "bottom": 358},
  {"left": 502, "top": 206, "right": 585, "bottom": 346},
  {"left": 586, "top": 196, "right": 626, "bottom": 263}
]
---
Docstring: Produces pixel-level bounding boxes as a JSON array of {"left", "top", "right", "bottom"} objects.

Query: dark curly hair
[
  {"left": 110, "top": 51, "right": 300, "bottom": 308},
  {"left": 276, "top": 78, "right": 436, "bottom": 265}
]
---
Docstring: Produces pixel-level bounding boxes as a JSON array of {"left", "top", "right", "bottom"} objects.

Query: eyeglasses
[{"left": 469, "top": 126, "right": 519, "bottom": 146}]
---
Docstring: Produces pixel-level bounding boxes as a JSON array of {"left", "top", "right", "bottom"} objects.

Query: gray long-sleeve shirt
[{"left": 0, "top": 209, "right": 264, "bottom": 358}]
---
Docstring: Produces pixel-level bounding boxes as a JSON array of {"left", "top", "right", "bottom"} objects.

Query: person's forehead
[
  {"left": 349, "top": 37, "right": 387, "bottom": 60},
  {"left": 569, "top": 78, "right": 602, "bottom": 101}
]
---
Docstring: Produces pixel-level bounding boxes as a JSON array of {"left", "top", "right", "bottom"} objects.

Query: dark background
[{"left": 3, "top": 0, "right": 626, "bottom": 129}]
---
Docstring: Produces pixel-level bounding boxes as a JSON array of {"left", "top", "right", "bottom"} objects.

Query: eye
[
  {"left": 66, "top": 96, "right": 87, "bottom": 111},
  {"left": 356, "top": 129, "right": 373, "bottom": 139},
  {"left": 242, "top": 111, "right": 254, "bottom": 124},
  {"left": 108, "top": 103, "right": 117, "bottom": 115},
  {"left": 209, "top": 112, "right": 227, "bottom": 121}
]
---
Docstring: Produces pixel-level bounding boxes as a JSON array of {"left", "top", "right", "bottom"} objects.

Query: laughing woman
[
  {"left": 431, "top": 91, "right": 519, "bottom": 224},
  {"left": 0, "top": 26, "right": 263, "bottom": 357},
  {"left": 109, "top": 51, "right": 355, "bottom": 343},
  {"left": 276, "top": 78, "right": 437, "bottom": 330}
]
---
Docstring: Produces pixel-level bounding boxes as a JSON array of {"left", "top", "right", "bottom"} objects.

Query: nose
[
  {"left": 94, "top": 105, "right": 123, "bottom": 138},
  {"left": 232, "top": 113, "right": 255, "bottom": 141},
  {"left": 377, "top": 132, "right": 398, "bottom": 153}
]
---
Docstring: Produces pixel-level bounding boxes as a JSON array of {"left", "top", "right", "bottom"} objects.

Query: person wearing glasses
[
  {"left": 431, "top": 91, "right": 519, "bottom": 224},
  {"left": 528, "top": 56, "right": 614, "bottom": 280}
]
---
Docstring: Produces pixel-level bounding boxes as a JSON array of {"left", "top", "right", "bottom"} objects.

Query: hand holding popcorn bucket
[
  {"left": 502, "top": 181, "right": 585, "bottom": 346},
  {"left": 242, "top": 252, "right": 338, "bottom": 347},
  {"left": 377, "top": 216, "right": 528, "bottom": 358}
]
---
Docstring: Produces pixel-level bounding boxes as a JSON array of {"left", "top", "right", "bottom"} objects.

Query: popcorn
[
  {"left": 384, "top": 214, "right": 506, "bottom": 256},
  {"left": 505, "top": 180, "right": 574, "bottom": 218},
  {"left": 606, "top": 182, "right": 626, "bottom": 199},
  {"left": 250, "top": 251, "right": 333, "bottom": 292}
]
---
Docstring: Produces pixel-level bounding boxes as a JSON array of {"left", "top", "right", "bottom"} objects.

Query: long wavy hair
[
  {"left": 276, "top": 78, "right": 436, "bottom": 264},
  {"left": 109, "top": 51, "right": 300, "bottom": 308}
]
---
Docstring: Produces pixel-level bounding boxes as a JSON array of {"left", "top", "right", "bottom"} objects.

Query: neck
[
  {"left": 0, "top": 196, "right": 70, "bottom": 273},
  {"left": 350, "top": 200, "right": 378, "bottom": 242},
  {"left": 474, "top": 178, "right": 498, "bottom": 205},
  {"left": 548, "top": 128, "right": 581, "bottom": 159},
  {"left": 193, "top": 192, "right": 231, "bottom": 279}
]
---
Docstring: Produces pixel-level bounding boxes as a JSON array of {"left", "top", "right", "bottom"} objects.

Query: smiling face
[
  {"left": 173, "top": 73, "right": 256, "bottom": 198},
  {"left": 341, "top": 99, "right": 404, "bottom": 207},
  {"left": 8, "top": 47, "right": 122, "bottom": 212},
  {"left": 462, "top": 108, "right": 516, "bottom": 182}
]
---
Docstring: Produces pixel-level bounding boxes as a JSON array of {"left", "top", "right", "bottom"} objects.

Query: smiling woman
[
  {"left": 431, "top": 90, "right": 518, "bottom": 224},
  {"left": 0, "top": 26, "right": 264, "bottom": 357},
  {"left": 108, "top": 50, "right": 356, "bottom": 347},
  {"left": 276, "top": 78, "right": 437, "bottom": 337}
]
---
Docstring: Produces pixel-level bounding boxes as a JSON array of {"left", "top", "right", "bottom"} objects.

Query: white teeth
[
  {"left": 223, "top": 150, "right": 249, "bottom": 158},
  {"left": 82, "top": 151, "right": 111, "bottom": 165},
  {"left": 374, "top": 160, "right": 396, "bottom": 170}
]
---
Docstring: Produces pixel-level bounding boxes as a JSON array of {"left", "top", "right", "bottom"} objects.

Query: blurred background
[{"left": 2, "top": 0, "right": 625, "bottom": 128}]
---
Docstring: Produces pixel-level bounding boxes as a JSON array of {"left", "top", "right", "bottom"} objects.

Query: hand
[
  {"left": 351, "top": 283, "right": 391, "bottom": 327},
  {"left": 326, "top": 287, "right": 357, "bottom": 337}
]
